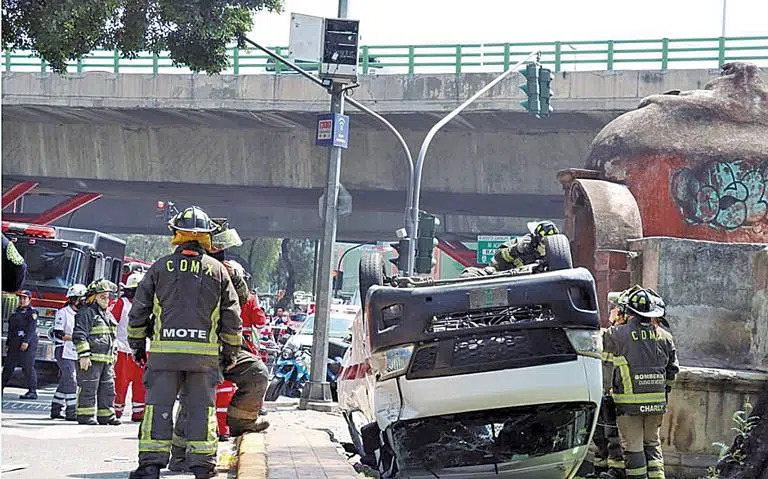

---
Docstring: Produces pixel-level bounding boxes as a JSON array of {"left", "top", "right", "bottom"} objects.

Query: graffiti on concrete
[{"left": 671, "top": 160, "right": 768, "bottom": 230}]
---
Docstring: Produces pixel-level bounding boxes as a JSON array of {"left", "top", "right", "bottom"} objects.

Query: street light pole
[
  {"left": 300, "top": 0, "right": 350, "bottom": 407},
  {"left": 406, "top": 50, "right": 540, "bottom": 275},
  {"left": 721, "top": 0, "right": 727, "bottom": 37}
]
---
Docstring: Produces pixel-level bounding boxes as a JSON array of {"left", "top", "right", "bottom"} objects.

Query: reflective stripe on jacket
[
  {"left": 602, "top": 317, "right": 679, "bottom": 415},
  {"left": 127, "top": 243, "right": 242, "bottom": 372},
  {"left": 72, "top": 302, "right": 118, "bottom": 363}
]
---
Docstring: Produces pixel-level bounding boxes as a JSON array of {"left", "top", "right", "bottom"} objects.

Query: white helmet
[
  {"left": 66, "top": 284, "right": 88, "bottom": 298},
  {"left": 125, "top": 272, "right": 145, "bottom": 290}
]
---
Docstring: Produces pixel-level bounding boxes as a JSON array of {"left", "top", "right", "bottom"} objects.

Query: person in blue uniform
[{"left": 2, "top": 290, "right": 39, "bottom": 399}]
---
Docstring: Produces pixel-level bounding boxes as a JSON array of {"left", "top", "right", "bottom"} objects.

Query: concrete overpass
[{"left": 1, "top": 68, "right": 723, "bottom": 239}]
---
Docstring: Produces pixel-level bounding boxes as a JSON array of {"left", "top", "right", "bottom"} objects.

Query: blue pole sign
[{"left": 315, "top": 113, "right": 350, "bottom": 149}]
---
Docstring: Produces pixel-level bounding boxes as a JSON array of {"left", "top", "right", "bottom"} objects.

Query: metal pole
[
  {"left": 301, "top": 0, "right": 349, "bottom": 406},
  {"left": 238, "top": 35, "right": 416, "bottom": 270},
  {"left": 721, "top": 0, "right": 727, "bottom": 37},
  {"left": 407, "top": 50, "right": 540, "bottom": 275}
]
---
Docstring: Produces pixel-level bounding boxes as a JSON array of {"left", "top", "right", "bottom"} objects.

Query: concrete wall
[
  {"left": 628, "top": 236, "right": 768, "bottom": 371},
  {"left": 663, "top": 367, "right": 768, "bottom": 477},
  {"left": 1, "top": 69, "right": 730, "bottom": 113}
]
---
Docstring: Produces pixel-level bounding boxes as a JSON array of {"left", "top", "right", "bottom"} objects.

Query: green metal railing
[{"left": 2, "top": 36, "right": 767, "bottom": 75}]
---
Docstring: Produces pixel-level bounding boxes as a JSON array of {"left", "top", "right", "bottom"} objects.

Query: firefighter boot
[
  {"left": 189, "top": 466, "right": 217, "bottom": 479},
  {"left": 228, "top": 417, "right": 270, "bottom": 436},
  {"left": 128, "top": 465, "right": 160, "bottom": 479}
]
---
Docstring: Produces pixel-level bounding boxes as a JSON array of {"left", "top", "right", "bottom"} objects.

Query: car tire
[
  {"left": 264, "top": 377, "right": 285, "bottom": 402},
  {"left": 544, "top": 234, "right": 573, "bottom": 271},
  {"left": 359, "top": 252, "right": 385, "bottom": 309}
]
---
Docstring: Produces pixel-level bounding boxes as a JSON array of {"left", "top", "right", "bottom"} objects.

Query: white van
[{"left": 338, "top": 246, "right": 603, "bottom": 478}]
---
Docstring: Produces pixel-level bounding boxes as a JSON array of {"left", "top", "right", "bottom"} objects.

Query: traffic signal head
[
  {"left": 415, "top": 212, "right": 440, "bottom": 275},
  {"left": 538, "top": 67, "right": 554, "bottom": 117},
  {"left": 519, "top": 63, "right": 540, "bottom": 117},
  {"left": 389, "top": 239, "right": 409, "bottom": 273}
]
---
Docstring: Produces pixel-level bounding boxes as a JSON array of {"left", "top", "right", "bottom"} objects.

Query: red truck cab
[{"left": 1, "top": 221, "right": 127, "bottom": 363}]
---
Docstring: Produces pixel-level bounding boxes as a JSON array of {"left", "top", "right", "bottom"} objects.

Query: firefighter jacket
[
  {"left": 491, "top": 233, "right": 541, "bottom": 271},
  {"left": 602, "top": 316, "right": 679, "bottom": 415},
  {"left": 73, "top": 302, "right": 118, "bottom": 363},
  {"left": 127, "top": 242, "right": 242, "bottom": 372},
  {"left": 7, "top": 305, "right": 38, "bottom": 346},
  {"left": 2, "top": 235, "right": 26, "bottom": 293}
]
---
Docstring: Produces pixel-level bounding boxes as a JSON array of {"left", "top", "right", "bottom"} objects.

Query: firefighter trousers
[
  {"left": 115, "top": 351, "right": 147, "bottom": 420},
  {"left": 76, "top": 360, "right": 117, "bottom": 424},
  {"left": 139, "top": 368, "right": 219, "bottom": 471},
  {"left": 616, "top": 414, "right": 665, "bottom": 479},
  {"left": 594, "top": 396, "right": 625, "bottom": 471},
  {"left": 170, "top": 350, "right": 269, "bottom": 467},
  {"left": 52, "top": 346, "right": 77, "bottom": 418}
]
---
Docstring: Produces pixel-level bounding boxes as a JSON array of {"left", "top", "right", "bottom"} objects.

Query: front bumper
[
  {"left": 373, "top": 357, "right": 601, "bottom": 478},
  {"left": 374, "top": 356, "right": 602, "bottom": 425},
  {"left": 1, "top": 337, "right": 56, "bottom": 362}
]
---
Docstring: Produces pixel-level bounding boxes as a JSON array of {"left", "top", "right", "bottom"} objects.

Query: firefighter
[
  {"left": 169, "top": 219, "right": 269, "bottom": 473},
  {"left": 73, "top": 279, "right": 120, "bottom": 425},
  {"left": 50, "top": 284, "right": 87, "bottom": 420},
  {"left": 602, "top": 287, "right": 679, "bottom": 479},
  {"left": 127, "top": 206, "right": 242, "bottom": 479},
  {"left": 112, "top": 272, "right": 148, "bottom": 422},
  {"left": 1, "top": 290, "right": 39, "bottom": 399},
  {"left": 2, "top": 234, "right": 26, "bottom": 293},
  {"left": 460, "top": 220, "right": 560, "bottom": 277}
]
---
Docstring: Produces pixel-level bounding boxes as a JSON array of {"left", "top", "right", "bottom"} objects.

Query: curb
[{"left": 235, "top": 432, "right": 268, "bottom": 479}]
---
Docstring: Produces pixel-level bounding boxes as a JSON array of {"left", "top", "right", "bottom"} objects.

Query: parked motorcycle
[{"left": 264, "top": 346, "right": 311, "bottom": 401}]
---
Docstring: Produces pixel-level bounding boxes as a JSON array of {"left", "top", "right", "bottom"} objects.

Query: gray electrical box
[{"left": 319, "top": 18, "right": 360, "bottom": 83}]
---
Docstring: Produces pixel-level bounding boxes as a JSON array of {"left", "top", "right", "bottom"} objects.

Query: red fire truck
[{"left": 1, "top": 221, "right": 127, "bottom": 363}]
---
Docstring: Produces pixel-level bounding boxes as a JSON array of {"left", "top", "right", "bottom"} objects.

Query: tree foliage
[
  {"left": 231, "top": 238, "right": 281, "bottom": 292},
  {"left": 2, "top": 0, "right": 282, "bottom": 73},
  {"left": 273, "top": 238, "right": 315, "bottom": 309},
  {"left": 117, "top": 233, "right": 173, "bottom": 262}
]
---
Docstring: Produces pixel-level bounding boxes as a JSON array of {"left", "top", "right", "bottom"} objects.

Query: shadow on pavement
[{"left": 67, "top": 472, "right": 134, "bottom": 479}]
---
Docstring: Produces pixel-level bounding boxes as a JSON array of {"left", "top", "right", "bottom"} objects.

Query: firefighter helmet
[
  {"left": 66, "top": 284, "right": 88, "bottom": 298},
  {"left": 125, "top": 272, "right": 145, "bottom": 290},
  {"left": 168, "top": 206, "right": 216, "bottom": 233},
  {"left": 211, "top": 226, "right": 243, "bottom": 252},
  {"left": 86, "top": 279, "right": 118, "bottom": 296},
  {"left": 625, "top": 287, "right": 665, "bottom": 318},
  {"left": 527, "top": 220, "right": 559, "bottom": 239}
]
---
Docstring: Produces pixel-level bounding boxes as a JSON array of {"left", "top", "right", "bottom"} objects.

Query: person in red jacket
[{"left": 111, "top": 272, "right": 148, "bottom": 422}]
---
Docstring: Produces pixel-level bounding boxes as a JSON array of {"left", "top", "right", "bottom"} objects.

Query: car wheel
[
  {"left": 544, "top": 234, "right": 573, "bottom": 271},
  {"left": 264, "top": 377, "right": 285, "bottom": 402},
  {"left": 359, "top": 251, "right": 385, "bottom": 309}
]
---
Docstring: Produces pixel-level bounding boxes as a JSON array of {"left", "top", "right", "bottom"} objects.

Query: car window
[{"left": 298, "top": 314, "right": 354, "bottom": 338}]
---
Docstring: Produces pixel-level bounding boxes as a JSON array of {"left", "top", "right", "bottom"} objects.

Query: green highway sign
[{"left": 476, "top": 235, "right": 512, "bottom": 264}]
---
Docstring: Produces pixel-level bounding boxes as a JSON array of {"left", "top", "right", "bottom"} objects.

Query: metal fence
[{"left": 2, "top": 36, "right": 768, "bottom": 76}]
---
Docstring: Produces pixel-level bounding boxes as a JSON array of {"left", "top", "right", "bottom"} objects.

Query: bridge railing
[{"left": 2, "top": 36, "right": 767, "bottom": 75}]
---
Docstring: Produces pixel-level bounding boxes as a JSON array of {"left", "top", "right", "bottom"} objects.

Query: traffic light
[
  {"left": 389, "top": 239, "right": 409, "bottom": 273},
  {"left": 519, "top": 62, "right": 540, "bottom": 117},
  {"left": 415, "top": 212, "right": 440, "bottom": 275},
  {"left": 538, "top": 67, "right": 554, "bottom": 117}
]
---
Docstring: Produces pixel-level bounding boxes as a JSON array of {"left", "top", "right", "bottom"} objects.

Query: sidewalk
[{"left": 236, "top": 402, "right": 361, "bottom": 479}]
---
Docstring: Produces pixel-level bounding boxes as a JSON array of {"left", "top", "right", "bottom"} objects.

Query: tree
[
  {"left": 273, "top": 238, "right": 315, "bottom": 309},
  {"left": 117, "top": 233, "right": 172, "bottom": 262},
  {"left": 2, "top": 0, "right": 282, "bottom": 73},
  {"left": 231, "top": 238, "right": 281, "bottom": 292}
]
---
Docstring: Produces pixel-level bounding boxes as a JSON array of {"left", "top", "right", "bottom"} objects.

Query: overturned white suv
[{"left": 338, "top": 235, "right": 603, "bottom": 478}]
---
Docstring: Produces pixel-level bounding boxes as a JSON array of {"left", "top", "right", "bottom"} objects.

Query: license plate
[{"left": 469, "top": 287, "right": 509, "bottom": 309}]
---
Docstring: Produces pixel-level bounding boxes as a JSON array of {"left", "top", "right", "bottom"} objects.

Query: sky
[{"left": 249, "top": 0, "right": 768, "bottom": 46}]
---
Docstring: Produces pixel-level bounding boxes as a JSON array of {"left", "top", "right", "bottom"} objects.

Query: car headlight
[
  {"left": 281, "top": 347, "right": 295, "bottom": 360},
  {"left": 565, "top": 329, "right": 603, "bottom": 358},
  {"left": 370, "top": 344, "right": 414, "bottom": 381}
]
